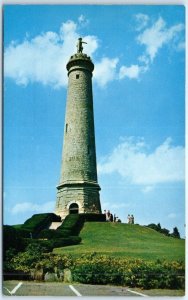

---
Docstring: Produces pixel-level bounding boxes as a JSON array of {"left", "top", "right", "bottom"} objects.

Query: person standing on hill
[
  {"left": 130, "top": 215, "right": 134, "bottom": 224},
  {"left": 106, "top": 210, "right": 111, "bottom": 221},
  {"left": 127, "top": 214, "right": 131, "bottom": 224},
  {"left": 110, "top": 213, "right": 113, "bottom": 222}
]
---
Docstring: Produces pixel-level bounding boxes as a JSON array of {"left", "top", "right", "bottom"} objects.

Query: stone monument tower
[{"left": 55, "top": 38, "right": 101, "bottom": 219}]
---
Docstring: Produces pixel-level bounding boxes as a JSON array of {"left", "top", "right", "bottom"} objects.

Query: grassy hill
[{"left": 54, "top": 222, "right": 185, "bottom": 262}]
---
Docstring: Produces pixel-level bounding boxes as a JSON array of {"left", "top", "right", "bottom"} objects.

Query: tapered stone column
[{"left": 55, "top": 39, "right": 101, "bottom": 219}]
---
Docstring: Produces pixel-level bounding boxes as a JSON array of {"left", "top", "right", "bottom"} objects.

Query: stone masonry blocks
[{"left": 55, "top": 52, "right": 101, "bottom": 219}]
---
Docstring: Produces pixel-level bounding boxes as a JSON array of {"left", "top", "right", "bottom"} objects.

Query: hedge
[
  {"left": 5, "top": 251, "right": 185, "bottom": 290},
  {"left": 23, "top": 236, "right": 81, "bottom": 252},
  {"left": 3, "top": 225, "right": 26, "bottom": 259},
  {"left": 57, "top": 213, "right": 106, "bottom": 237},
  {"left": 71, "top": 254, "right": 185, "bottom": 289},
  {"left": 51, "top": 236, "right": 81, "bottom": 248},
  {"left": 22, "top": 213, "right": 61, "bottom": 236},
  {"left": 38, "top": 229, "right": 65, "bottom": 239}
]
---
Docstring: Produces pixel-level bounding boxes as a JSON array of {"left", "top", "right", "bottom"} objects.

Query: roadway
[
  {"left": 2, "top": 281, "right": 185, "bottom": 297},
  {"left": 2, "top": 280, "right": 148, "bottom": 297}
]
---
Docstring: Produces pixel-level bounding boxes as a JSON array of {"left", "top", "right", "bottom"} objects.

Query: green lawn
[{"left": 54, "top": 222, "right": 185, "bottom": 261}]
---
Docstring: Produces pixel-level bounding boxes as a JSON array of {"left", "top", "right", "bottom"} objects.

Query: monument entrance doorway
[{"left": 69, "top": 203, "right": 79, "bottom": 214}]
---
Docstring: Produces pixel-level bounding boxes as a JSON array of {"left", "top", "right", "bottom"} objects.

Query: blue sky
[{"left": 3, "top": 5, "right": 185, "bottom": 237}]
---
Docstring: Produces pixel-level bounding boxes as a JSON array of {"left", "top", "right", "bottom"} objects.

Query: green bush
[
  {"left": 3, "top": 225, "right": 25, "bottom": 259},
  {"left": 171, "top": 227, "right": 180, "bottom": 239},
  {"left": 6, "top": 239, "right": 79, "bottom": 275},
  {"left": 71, "top": 254, "right": 185, "bottom": 289},
  {"left": 16, "top": 228, "right": 31, "bottom": 238},
  {"left": 50, "top": 236, "right": 81, "bottom": 248},
  {"left": 38, "top": 229, "right": 65, "bottom": 239},
  {"left": 36, "top": 253, "right": 73, "bottom": 273},
  {"left": 22, "top": 213, "right": 61, "bottom": 235},
  {"left": 147, "top": 223, "right": 162, "bottom": 232},
  {"left": 23, "top": 236, "right": 81, "bottom": 252},
  {"left": 57, "top": 213, "right": 106, "bottom": 237},
  {"left": 83, "top": 213, "right": 106, "bottom": 222},
  {"left": 5, "top": 250, "right": 185, "bottom": 289},
  {"left": 7, "top": 243, "right": 46, "bottom": 273},
  {"left": 147, "top": 223, "right": 177, "bottom": 237},
  {"left": 57, "top": 214, "right": 84, "bottom": 237}
]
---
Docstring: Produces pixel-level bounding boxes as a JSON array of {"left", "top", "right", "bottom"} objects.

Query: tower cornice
[
  {"left": 57, "top": 181, "right": 101, "bottom": 191},
  {"left": 66, "top": 53, "right": 94, "bottom": 75}
]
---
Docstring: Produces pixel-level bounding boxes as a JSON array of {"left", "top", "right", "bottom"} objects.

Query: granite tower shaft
[{"left": 55, "top": 39, "right": 101, "bottom": 219}]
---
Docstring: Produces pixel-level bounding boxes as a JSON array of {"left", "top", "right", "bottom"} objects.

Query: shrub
[
  {"left": 51, "top": 236, "right": 81, "bottom": 248},
  {"left": 22, "top": 213, "right": 61, "bottom": 236},
  {"left": 171, "top": 227, "right": 180, "bottom": 239},
  {"left": 83, "top": 213, "right": 106, "bottom": 222},
  {"left": 7, "top": 243, "right": 46, "bottom": 273},
  {"left": 147, "top": 223, "right": 161, "bottom": 232},
  {"left": 71, "top": 254, "right": 185, "bottom": 289},
  {"left": 23, "top": 236, "right": 82, "bottom": 252},
  {"left": 72, "top": 255, "right": 123, "bottom": 285},
  {"left": 57, "top": 213, "right": 106, "bottom": 237},
  {"left": 147, "top": 223, "right": 170, "bottom": 237},
  {"left": 57, "top": 214, "right": 84, "bottom": 237},
  {"left": 5, "top": 250, "right": 185, "bottom": 289},
  {"left": 160, "top": 228, "right": 170, "bottom": 236},
  {"left": 3, "top": 225, "right": 25, "bottom": 259},
  {"left": 36, "top": 253, "right": 74, "bottom": 273},
  {"left": 16, "top": 228, "right": 32, "bottom": 238},
  {"left": 38, "top": 229, "right": 65, "bottom": 239}
]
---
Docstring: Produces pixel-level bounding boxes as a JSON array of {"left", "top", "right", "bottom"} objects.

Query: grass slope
[{"left": 54, "top": 222, "right": 185, "bottom": 261}]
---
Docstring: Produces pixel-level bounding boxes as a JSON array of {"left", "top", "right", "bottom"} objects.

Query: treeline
[{"left": 147, "top": 223, "right": 181, "bottom": 238}]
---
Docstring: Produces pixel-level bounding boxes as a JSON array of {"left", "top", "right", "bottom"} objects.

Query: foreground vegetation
[
  {"left": 4, "top": 245, "right": 185, "bottom": 290},
  {"left": 3, "top": 213, "right": 185, "bottom": 290}
]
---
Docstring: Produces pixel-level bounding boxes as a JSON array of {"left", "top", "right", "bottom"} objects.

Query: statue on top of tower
[{"left": 77, "top": 37, "right": 87, "bottom": 53}]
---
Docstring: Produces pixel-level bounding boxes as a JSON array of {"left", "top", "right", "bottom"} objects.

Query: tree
[
  {"left": 157, "top": 223, "right": 161, "bottom": 231},
  {"left": 147, "top": 223, "right": 159, "bottom": 231},
  {"left": 160, "top": 228, "right": 170, "bottom": 236},
  {"left": 171, "top": 227, "right": 180, "bottom": 239}
]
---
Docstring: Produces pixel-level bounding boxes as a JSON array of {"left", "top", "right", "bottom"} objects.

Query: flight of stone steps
[{"left": 48, "top": 222, "right": 62, "bottom": 230}]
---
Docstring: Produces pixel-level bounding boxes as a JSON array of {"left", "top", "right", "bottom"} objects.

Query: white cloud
[
  {"left": 83, "top": 35, "right": 99, "bottom": 56},
  {"left": 78, "top": 15, "right": 89, "bottom": 27},
  {"left": 94, "top": 57, "right": 119, "bottom": 87},
  {"left": 137, "top": 17, "right": 184, "bottom": 62},
  {"left": 119, "top": 64, "right": 141, "bottom": 80},
  {"left": 5, "top": 23, "right": 76, "bottom": 88},
  {"left": 11, "top": 201, "right": 54, "bottom": 215},
  {"left": 4, "top": 16, "right": 184, "bottom": 89},
  {"left": 135, "top": 13, "right": 150, "bottom": 31},
  {"left": 98, "top": 137, "right": 185, "bottom": 186},
  {"left": 78, "top": 15, "right": 85, "bottom": 23},
  {"left": 4, "top": 20, "right": 98, "bottom": 89}
]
